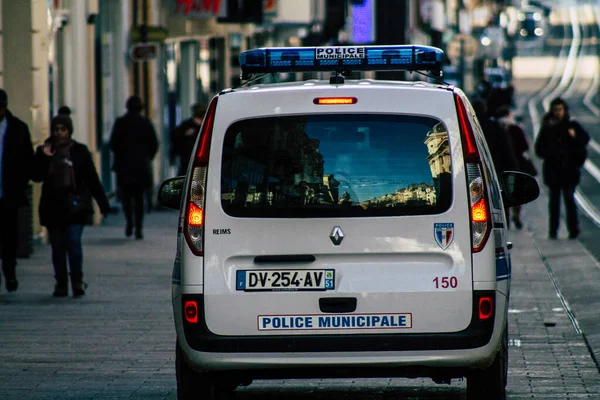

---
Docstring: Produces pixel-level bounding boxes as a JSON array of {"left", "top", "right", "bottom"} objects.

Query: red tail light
[
  {"left": 184, "top": 301, "right": 198, "bottom": 323},
  {"left": 184, "top": 96, "right": 218, "bottom": 256},
  {"left": 455, "top": 93, "right": 478, "bottom": 162},
  {"left": 196, "top": 97, "right": 218, "bottom": 162},
  {"left": 478, "top": 296, "right": 493, "bottom": 320},
  {"left": 455, "top": 94, "right": 491, "bottom": 252}
]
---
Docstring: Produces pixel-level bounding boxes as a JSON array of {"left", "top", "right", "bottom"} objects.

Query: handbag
[
  {"left": 66, "top": 191, "right": 91, "bottom": 216},
  {"left": 65, "top": 160, "right": 92, "bottom": 216}
]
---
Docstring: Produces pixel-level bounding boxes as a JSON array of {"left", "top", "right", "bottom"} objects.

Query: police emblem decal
[
  {"left": 330, "top": 226, "right": 344, "bottom": 246},
  {"left": 434, "top": 223, "right": 454, "bottom": 250}
]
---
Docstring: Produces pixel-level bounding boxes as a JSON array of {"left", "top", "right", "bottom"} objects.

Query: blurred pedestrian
[
  {"left": 170, "top": 103, "right": 206, "bottom": 176},
  {"left": 473, "top": 79, "right": 492, "bottom": 106},
  {"left": 0, "top": 89, "right": 34, "bottom": 292},
  {"left": 57, "top": 105, "right": 71, "bottom": 117},
  {"left": 535, "top": 97, "right": 589, "bottom": 239},
  {"left": 474, "top": 99, "right": 520, "bottom": 228},
  {"left": 473, "top": 77, "right": 513, "bottom": 118},
  {"left": 487, "top": 87, "right": 513, "bottom": 117},
  {"left": 109, "top": 96, "right": 158, "bottom": 239},
  {"left": 32, "top": 115, "right": 110, "bottom": 297},
  {"left": 495, "top": 105, "right": 535, "bottom": 229},
  {"left": 473, "top": 99, "right": 519, "bottom": 176}
]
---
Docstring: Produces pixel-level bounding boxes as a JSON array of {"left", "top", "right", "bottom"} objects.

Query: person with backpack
[
  {"left": 32, "top": 115, "right": 110, "bottom": 297},
  {"left": 535, "top": 97, "right": 589, "bottom": 239}
]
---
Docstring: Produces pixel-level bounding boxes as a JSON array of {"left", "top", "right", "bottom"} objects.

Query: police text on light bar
[{"left": 315, "top": 46, "right": 366, "bottom": 59}]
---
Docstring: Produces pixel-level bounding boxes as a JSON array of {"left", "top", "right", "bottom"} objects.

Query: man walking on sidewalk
[
  {"left": 109, "top": 96, "right": 159, "bottom": 240},
  {"left": 0, "top": 89, "right": 34, "bottom": 292}
]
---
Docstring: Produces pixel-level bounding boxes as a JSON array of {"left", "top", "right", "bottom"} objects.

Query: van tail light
[
  {"left": 478, "top": 296, "right": 493, "bottom": 320},
  {"left": 184, "top": 301, "right": 199, "bottom": 323},
  {"left": 455, "top": 94, "right": 478, "bottom": 163},
  {"left": 184, "top": 96, "right": 218, "bottom": 256},
  {"left": 455, "top": 94, "right": 491, "bottom": 253}
]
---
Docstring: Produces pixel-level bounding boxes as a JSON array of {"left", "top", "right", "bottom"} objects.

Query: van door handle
[
  {"left": 254, "top": 254, "right": 316, "bottom": 264},
  {"left": 319, "top": 297, "right": 357, "bottom": 313}
]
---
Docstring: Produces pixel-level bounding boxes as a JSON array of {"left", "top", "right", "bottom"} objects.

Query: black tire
[
  {"left": 176, "top": 342, "right": 237, "bottom": 400},
  {"left": 466, "top": 327, "right": 508, "bottom": 400}
]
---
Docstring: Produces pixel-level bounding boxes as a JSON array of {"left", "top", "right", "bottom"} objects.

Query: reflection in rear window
[{"left": 221, "top": 114, "right": 451, "bottom": 218}]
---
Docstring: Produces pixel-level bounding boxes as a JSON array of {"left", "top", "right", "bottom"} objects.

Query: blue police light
[{"left": 239, "top": 45, "right": 444, "bottom": 79}]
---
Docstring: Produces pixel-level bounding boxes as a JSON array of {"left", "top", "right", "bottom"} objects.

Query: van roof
[{"left": 225, "top": 79, "right": 452, "bottom": 95}]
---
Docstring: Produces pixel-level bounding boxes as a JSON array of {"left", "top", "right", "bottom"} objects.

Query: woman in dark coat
[
  {"left": 32, "top": 115, "right": 110, "bottom": 297},
  {"left": 535, "top": 97, "right": 589, "bottom": 239}
]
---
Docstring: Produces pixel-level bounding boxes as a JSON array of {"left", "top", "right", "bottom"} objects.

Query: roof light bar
[{"left": 239, "top": 45, "right": 444, "bottom": 79}]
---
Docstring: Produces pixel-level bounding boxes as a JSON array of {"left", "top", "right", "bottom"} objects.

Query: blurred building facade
[
  {"left": 48, "top": 0, "right": 331, "bottom": 196},
  {"left": 0, "top": 0, "right": 509, "bottom": 249}
]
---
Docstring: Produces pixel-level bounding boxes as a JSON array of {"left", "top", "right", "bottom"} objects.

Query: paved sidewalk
[
  {"left": 504, "top": 225, "right": 600, "bottom": 398},
  {"left": 0, "top": 209, "right": 179, "bottom": 400},
  {"left": 0, "top": 200, "right": 598, "bottom": 399},
  {"left": 510, "top": 176, "right": 600, "bottom": 399}
]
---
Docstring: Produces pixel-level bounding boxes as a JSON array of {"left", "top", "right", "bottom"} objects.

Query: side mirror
[
  {"left": 157, "top": 177, "right": 186, "bottom": 210},
  {"left": 502, "top": 171, "right": 540, "bottom": 207}
]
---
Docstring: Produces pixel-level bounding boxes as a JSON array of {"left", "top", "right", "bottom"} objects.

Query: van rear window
[{"left": 221, "top": 114, "right": 451, "bottom": 218}]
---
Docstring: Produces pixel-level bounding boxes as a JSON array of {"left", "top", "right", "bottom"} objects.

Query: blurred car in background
[
  {"left": 525, "top": 1, "right": 552, "bottom": 17},
  {"left": 478, "top": 26, "right": 507, "bottom": 61},
  {"left": 518, "top": 6, "right": 546, "bottom": 39},
  {"left": 485, "top": 67, "right": 510, "bottom": 90}
]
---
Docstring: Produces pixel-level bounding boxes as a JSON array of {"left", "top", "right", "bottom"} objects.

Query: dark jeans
[
  {"left": 120, "top": 184, "right": 145, "bottom": 231},
  {"left": 48, "top": 224, "right": 84, "bottom": 283},
  {"left": 548, "top": 184, "right": 578, "bottom": 235},
  {"left": 0, "top": 199, "right": 18, "bottom": 281}
]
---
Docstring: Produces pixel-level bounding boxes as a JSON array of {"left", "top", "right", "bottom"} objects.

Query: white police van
[{"left": 158, "top": 45, "right": 540, "bottom": 400}]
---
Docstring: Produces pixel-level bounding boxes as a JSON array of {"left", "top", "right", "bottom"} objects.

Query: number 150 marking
[{"left": 433, "top": 276, "right": 458, "bottom": 289}]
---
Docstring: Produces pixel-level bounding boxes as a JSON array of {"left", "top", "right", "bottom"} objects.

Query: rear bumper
[
  {"left": 174, "top": 290, "right": 506, "bottom": 378},
  {"left": 178, "top": 347, "right": 500, "bottom": 380},
  {"left": 176, "top": 290, "right": 501, "bottom": 353}
]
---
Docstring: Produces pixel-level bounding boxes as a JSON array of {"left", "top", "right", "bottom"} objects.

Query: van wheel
[
  {"left": 176, "top": 342, "right": 236, "bottom": 399},
  {"left": 466, "top": 328, "right": 508, "bottom": 400}
]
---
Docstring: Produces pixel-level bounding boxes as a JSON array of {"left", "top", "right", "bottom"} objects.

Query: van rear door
[{"left": 200, "top": 87, "right": 473, "bottom": 336}]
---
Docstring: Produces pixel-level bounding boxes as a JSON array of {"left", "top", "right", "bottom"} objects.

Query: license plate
[{"left": 236, "top": 269, "right": 335, "bottom": 291}]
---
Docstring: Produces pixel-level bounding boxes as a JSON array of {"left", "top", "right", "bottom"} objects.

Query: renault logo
[{"left": 330, "top": 226, "right": 344, "bottom": 246}]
